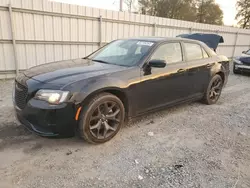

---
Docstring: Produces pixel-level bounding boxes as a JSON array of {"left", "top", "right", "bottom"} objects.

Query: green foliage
[
  {"left": 138, "top": 0, "right": 223, "bottom": 25},
  {"left": 197, "top": 0, "right": 223, "bottom": 25},
  {"left": 236, "top": 0, "right": 250, "bottom": 28}
]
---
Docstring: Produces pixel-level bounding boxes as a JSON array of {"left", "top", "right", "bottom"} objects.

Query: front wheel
[
  {"left": 202, "top": 74, "right": 223, "bottom": 105},
  {"left": 78, "top": 93, "right": 125, "bottom": 144}
]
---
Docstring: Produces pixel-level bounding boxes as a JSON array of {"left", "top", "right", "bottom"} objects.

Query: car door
[
  {"left": 135, "top": 42, "right": 191, "bottom": 114},
  {"left": 183, "top": 42, "right": 213, "bottom": 96}
]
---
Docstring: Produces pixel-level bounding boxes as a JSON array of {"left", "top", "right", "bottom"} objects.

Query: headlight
[
  {"left": 34, "top": 90, "right": 69, "bottom": 104},
  {"left": 233, "top": 58, "right": 243, "bottom": 64}
]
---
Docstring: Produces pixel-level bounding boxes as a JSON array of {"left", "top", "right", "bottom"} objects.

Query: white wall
[{"left": 0, "top": 0, "right": 250, "bottom": 79}]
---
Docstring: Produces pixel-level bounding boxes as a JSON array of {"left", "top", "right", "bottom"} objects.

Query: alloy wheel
[
  {"left": 209, "top": 77, "right": 223, "bottom": 101},
  {"left": 89, "top": 101, "right": 121, "bottom": 139}
]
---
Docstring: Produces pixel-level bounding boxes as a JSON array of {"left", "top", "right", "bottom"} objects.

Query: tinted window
[
  {"left": 184, "top": 43, "right": 203, "bottom": 61},
  {"left": 202, "top": 48, "right": 209, "bottom": 58},
  {"left": 150, "top": 43, "right": 182, "bottom": 64}
]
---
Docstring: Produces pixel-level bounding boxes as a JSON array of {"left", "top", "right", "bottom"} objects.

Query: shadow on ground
[{"left": 0, "top": 102, "right": 194, "bottom": 152}]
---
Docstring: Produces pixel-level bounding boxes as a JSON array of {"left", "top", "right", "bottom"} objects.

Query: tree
[
  {"left": 138, "top": 0, "right": 196, "bottom": 21},
  {"left": 124, "top": 0, "right": 135, "bottom": 12},
  {"left": 235, "top": 0, "right": 250, "bottom": 29},
  {"left": 196, "top": 0, "right": 223, "bottom": 25},
  {"left": 138, "top": 0, "right": 223, "bottom": 25}
]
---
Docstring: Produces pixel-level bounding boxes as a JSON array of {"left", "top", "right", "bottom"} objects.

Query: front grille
[{"left": 15, "top": 81, "right": 28, "bottom": 109}]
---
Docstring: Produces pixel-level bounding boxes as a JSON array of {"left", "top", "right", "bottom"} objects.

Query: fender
[
  {"left": 64, "top": 76, "right": 129, "bottom": 102},
  {"left": 210, "top": 55, "right": 230, "bottom": 85}
]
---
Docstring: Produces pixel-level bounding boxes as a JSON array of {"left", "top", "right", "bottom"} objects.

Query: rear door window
[{"left": 184, "top": 43, "right": 203, "bottom": 61}]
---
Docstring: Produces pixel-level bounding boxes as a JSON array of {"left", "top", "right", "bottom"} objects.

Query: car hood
[
  {"left": 23, "top": 59, "right": 128, "bottom": 85},
  {"left": 241, "top": 53, "right": 250, "bottom": 57}
]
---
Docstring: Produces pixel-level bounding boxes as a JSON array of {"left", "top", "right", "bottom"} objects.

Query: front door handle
[
  {"left": 177, "top": 69, "right": 186, "bottom": 73},
  {"left": 206, "top": 63, "right": 213, "bottom": 68}
]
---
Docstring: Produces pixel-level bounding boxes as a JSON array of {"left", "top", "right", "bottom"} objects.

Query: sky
[{"left": 52, "top": 0, "right": 238, "bottom": 26}]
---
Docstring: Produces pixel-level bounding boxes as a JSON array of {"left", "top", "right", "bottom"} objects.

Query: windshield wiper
[
  {"left": 82, "top": 57, "right": 90, "bottom": 60},
  {"left": 92, "top": 59, "right": 111, "bottom": 64}
]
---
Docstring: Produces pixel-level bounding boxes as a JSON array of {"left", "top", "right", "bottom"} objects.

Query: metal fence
[{"left": 0, "top": 0, "right": 250, "bottom": 79}]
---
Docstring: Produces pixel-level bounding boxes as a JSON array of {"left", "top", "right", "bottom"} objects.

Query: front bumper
[
  {"left": 14, "top": 99, "right": 77, "bottom": 137},
  {"left": 234, "top": 62, "right": 250, "bottom": 73}
]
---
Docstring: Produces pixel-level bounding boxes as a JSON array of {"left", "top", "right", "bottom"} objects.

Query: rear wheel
[
  {"left": 202, "top": 74, "right": 223, "bottom": 105},
  {"left": 78, "top": 93, "right": 125, "bottom": 144}
]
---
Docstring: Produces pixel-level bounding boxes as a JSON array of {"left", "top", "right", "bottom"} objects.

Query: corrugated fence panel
[
  {"left": 42, "top": 0, "right": 53, "bottom": 12},
  {"left": 62, "top": 45, "right": 71, "bottom": 60},
  {"left": 62, "top": 17, "right": 71, "bottom": 41},
  {"left": 45, "top": 44, "right": 55, "bottom": 63},
  {"left": 237, "top": 34, "right": 250, "bottom": 46},
  {"left": 85, "top": 45, "right": 94, "bottom": 55},
  {"left": 221, "top": 33, "right": 236, "bottom": 45},
  {"left": 0, "top": 0, "right": 10, "bottom": 6},
  {"left": 78, "top": 19, "right": 86, "bottom": 42},
  {"left": 23, "top": 13, "right": 35, "bottom": 40},
  {"left": 14, "top": 12, "right": 25, "bottom": 40},
  {"left": 44, "top": 15, "right": 54, "bottom": 41},
  {"left": 0, "top": 10, "right": 11, "bottom": 40},
  {"left": 26, "top": 44, "right": 37, "bottom": 67},
  {"left": 21, "top": 0, "right": 34, "bottom": 9},
  {"left": 217, "top": 46, "right": 234, "bottom": 57},
  {"left": 78, "top": 45, "right": 86, "bottom": 57},
  {"left": 36, "top": 44, "right": 46, "bottom": 65},
  {"left": 16, "top": 44, "right": 27, "bottom": 69},
  {"left": 112, "top": 23, "right": 118, "bottom": 40},
  {"left": 71, "top": 18, "right": 78, "bottom": 41},
  {"left": 34, "top": 14, "right": 45, "bottom": 40},
  {"left": 235, "top": 47, "right": 247, "bottom": 56},
  {"left": 54, "top": 44, "right": 63, "bottom": 61},
  {"left": 1, "top": 0, "right": 250, "bottom": 77},
  {"left": 33, "top": 0, "right": 44, "bottom": 11},
  {"left": 0, "top": 44, "right": 5, "bottom": 70},
  {"left": 4, "top": 44, "right": 15, "bottom": 70},
  {"left": 93, "top": 20, "right": 99, "bottom": 42},
  {"left": 53, "top": 16, "right": 62, "bottom": 41},
  {"left": 71, "top": 44, "right": 79, "bottom": 59}
]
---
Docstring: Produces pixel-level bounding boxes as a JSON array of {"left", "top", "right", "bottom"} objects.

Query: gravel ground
[{"left": 0, "top": 68, "right": 250, "bottom": 188}]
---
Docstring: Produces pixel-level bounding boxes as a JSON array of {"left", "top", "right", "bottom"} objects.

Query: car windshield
[
  {"left": 88, "top": 40, "right": 155, "bottom": 66},
  {"left": 245, "top": 50, "right": 250, "bottom": 55}
]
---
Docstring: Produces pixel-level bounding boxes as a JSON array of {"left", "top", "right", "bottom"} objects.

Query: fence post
[
  {"left": 153, "top": 23, "right": 156, "bottom": 36},
  {"left": 189, "top": 27, "right": 192, "bottom": 34},
  {"left": 232, "top": 32, "right": 239, "bottom": 58},
  {"left": 8, "top": 3, "right": 19, "bottom": 75},
  {"left": 99, "top": 15, "right": 102, "bottom": 47}
]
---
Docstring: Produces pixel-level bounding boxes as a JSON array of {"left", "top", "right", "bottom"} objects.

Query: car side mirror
[
  {"left": 242, "top": 51, "right": 246, "bottom": 54},
  {"left": 148, "top": 59, "right": 166, "bottom": 68}
]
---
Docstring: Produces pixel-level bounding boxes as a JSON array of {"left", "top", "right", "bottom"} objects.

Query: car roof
[{"left": 123, "top": 37, "right": 200, "bottom": 43}]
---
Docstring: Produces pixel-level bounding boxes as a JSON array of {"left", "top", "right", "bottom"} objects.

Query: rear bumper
[{"left": 14, "top": 99, "right": 77, "bottom": 137}]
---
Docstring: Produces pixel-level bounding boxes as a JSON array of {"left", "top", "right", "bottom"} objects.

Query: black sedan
[{"left": 13, "top": 37, "right": 230, "bottom": 143}]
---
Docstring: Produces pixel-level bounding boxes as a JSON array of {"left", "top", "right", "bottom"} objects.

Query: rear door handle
[{"left": 177, "top": 69, "right": 186, "bottom": 73}]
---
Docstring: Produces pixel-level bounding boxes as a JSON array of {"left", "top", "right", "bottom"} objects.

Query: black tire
[
  {"left": 202, "top": 74, "right": 223, "bottom": 105},
  {"left": 78, "top": 92, "right": 125, "bottom": 144}
]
